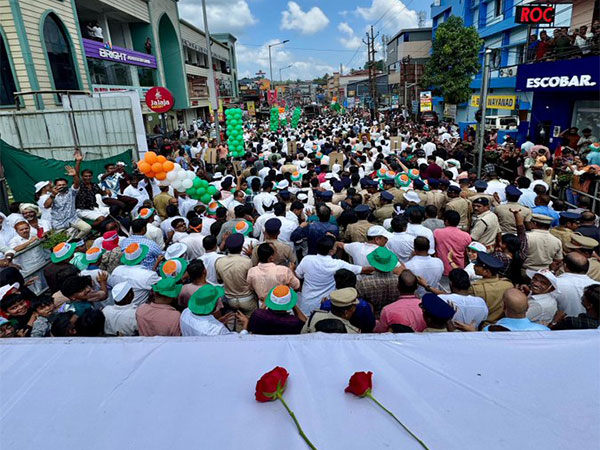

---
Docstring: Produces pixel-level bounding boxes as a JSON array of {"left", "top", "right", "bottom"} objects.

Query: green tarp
[{"left": 0, "top": 140, "right": 133, "bottom": 202}]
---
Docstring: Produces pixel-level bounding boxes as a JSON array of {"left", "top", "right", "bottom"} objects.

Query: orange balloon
[
  {"left": 162, "top": 161, "right": 174, "bottom": 172},
  {"left": 155, "top": 171, "right": 166, "bottom": 180},
  {"left": 156, "top": 155, "right": 167, "bottom": 163},
  {"left": 138, "top": 161, "right": 151, "bottom": 173},
  {"left": 146, "top": 171, "right": 155, "bottom": 178},
  {"left": 151, "top": 162, "right": 163, "bottom": 173},
  {"left": 144, "top": 151, "right": 157, "bottom": 164}
]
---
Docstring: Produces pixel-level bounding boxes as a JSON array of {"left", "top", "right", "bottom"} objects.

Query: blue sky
[{"left": 179, "top": 0, "right": 431, "bottom": 81}]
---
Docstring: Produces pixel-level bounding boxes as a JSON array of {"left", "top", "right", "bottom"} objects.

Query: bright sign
[{"left": 515, "top": 5, "right": 555, "bottom": 24}]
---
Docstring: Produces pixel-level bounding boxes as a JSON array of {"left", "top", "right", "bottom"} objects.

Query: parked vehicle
[
  {"left": 419, "top": 111, "right": 439, "bottom": 126},
  {"left": 484, "top": 115, "right": 519, "bottom": 131}
]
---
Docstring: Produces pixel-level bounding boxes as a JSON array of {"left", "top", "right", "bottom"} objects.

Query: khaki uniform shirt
[
  {"left": 469, "top": 277, "right": 514, "bottom": 325},
  {"left": 367, "top": 192, "right": 382, "bottom": 209},
  {"left": 387, "top": 187, "right": 406, "bottom": 205},
  {"left": 470, "top": 193, "right": 498, "bottom": 207},
  {"left": 250, "top": 238, "right": 297, "bottom": 267},
  {"left": 345, "top": 220, "right": 372, "bottom": 242},
  {"left": 153, "top": 192, "right": 173, "bottom": 219},
  {"left": 549, "top": 227, "right": 573, "bottom": 254},
  {"left": 587, "top": 258, "right": 600, "bottom": 282},
  {"left": 523, "top": 229, "right": 563, "bottom": 271},
  {"left": 301, "top": 310, "right": 360, "bottom": 334},
  {"left": 215, "top": 254, "right": 253, "bottom": 298},
  {"left": 373, "top": 204, "right": 395, "bottom": 224},
  {"left": 326, "top": 202, "right": 343, "bottom": 219},
  {"left": 332, "top": 192, "right": 347, "bottom": 205},
  {"left": 446, "top": 197, "right": 471, "bottom": 231},
  {"left": 461, "top": 188, "right": 476, "bottom": 199},
  {"left": 470, "top": 210, "right": 500, "bottom": 248},
  {"left": 495, "top": 203, "right": 533, "bottom": 234},
  {"left": 417, "top": 191, "right": 430, "bottom": 205},
  {"left": 428, "top": 190, "right": 447, "bottom": 212}
]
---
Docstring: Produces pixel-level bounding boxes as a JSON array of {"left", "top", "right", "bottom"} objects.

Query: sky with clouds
[{"left": 179, "top": 0, "right": 430, "bottom": 81}]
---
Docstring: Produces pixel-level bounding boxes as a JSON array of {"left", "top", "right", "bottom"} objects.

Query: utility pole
[
  {"left": 202, "top": 0, "right": 220, "bottom": 143},
  {"left": 476, "top": 48, "right": 492, "bottom": 178},
  {"left": 363, "top": 26, "right": 379, "bottom": 121}
]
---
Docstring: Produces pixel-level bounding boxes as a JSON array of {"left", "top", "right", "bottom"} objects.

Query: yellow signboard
[
  {"left": 247, "top": 101, "right": 255, "bottom": 117},
  {"left": 471, "top": 95, "right": 517, "bottom": 110},
  {"left": 259, "top": 79, "right": 271, "bottom": 91}
]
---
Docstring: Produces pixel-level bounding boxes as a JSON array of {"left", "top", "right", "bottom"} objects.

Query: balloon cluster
[
  {"left": 137, "top": 152, "right": 175, "bottom": 180},
  {"left": 291, "top": 107, "right": 301, "bottom": 128},
  {"left": 225, "top": 108, "right": 245, "bottom": 158},
  {"left": 165, "top": 163, "right": 196, "bottom": 192},
  {"left": 269, "top": 107, "right": 279, "bottom": 131},
  {"left": 185, "top": 177, "right": 218, "bottom": 204}
]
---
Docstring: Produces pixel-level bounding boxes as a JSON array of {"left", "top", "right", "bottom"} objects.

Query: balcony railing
[{"left": 524, "top": 38, "right": 600, "bottom": 64}]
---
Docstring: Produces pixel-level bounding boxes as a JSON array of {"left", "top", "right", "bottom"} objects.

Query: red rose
[
  {"left": 345, "top": 371, "right": 373, "bottom": 397},
  {"left": 255, "top": 366, "right": 289, "bottom": 402}
]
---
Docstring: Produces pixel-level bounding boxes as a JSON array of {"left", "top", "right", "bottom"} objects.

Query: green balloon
[
  {"left": 186, "top": 188, "right": 195, "bottom": 196},
  {"left": 207, "top": 185, "right": 218, "bottom": 195},
  {"left": 200, "top": 194, "right": 211, "bottom": 204},
  {"left": 200, "top": 179, "right": 209, "bottom": 188},
  {"left": 193, "top": 178, "right": 201, "bottom": 188},
  {"left": 197, "top": 187, "right": 206, "bottom": 195}
]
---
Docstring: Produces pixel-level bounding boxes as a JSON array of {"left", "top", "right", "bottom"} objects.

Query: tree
[
  {"left": 363, "top": 59, "right": 385, "bottom": 72},
  {"left": 421, "top": 16, "right": 482, "bottom": 105}
]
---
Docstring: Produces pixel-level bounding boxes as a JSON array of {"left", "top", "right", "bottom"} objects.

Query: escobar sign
[
  {"left": 145, "top": 87, "right": 174, "bottom": 113},
  {"left": 516, "top": 57, "right": 600, "bottom": 92}
]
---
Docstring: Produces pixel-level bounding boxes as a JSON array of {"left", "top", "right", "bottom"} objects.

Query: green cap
[
  {"left": 188, "top": 284, "right": 225, "bottom": 315},
  {"left": 265, "top": 285, "right": 298, "bottom": 311},
  {"left": 367, "top": 246, "right": 398, "bottom": 273},
  {"left": 152, "top": 278, "right": 182, "bottom": 298}
]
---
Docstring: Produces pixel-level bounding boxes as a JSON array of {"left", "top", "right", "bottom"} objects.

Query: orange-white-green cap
[
  {"left": 159, "top": 258, "right": 188, "bottom": 282},
  {"left": 50, "top": 242, "right": 77, "bottom": 263},
  {"left": 233, "top": 220, "right": 253, "bottom": 236},
  {"left": 265, "top": 285, "right": 298, "bottom": 311},
  {"left": 83, "top": 246, "right": 104, "bottom": 265},
  {"left": 120, "top": 243, "right": 149, "bottom": 266}
]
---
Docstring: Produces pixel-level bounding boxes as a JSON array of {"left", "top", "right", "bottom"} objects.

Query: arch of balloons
[
  {"left": 137, "top": 151, "right": 219, "bottom": 204},
  {"left": 225, "top": 108, "right": 245, "bottom": 158}
]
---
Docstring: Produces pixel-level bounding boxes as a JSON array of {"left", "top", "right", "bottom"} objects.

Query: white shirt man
[
  {"left": 108, "top": 265, "right": 161, "bottom": 306},
  {"left": 199, "top": 251, "right": 225, "bottom": 286},
  {"left": 343, "top": 242, "right": 379, "bottom": 267},
  {"left": 145, "top": 222, "right": 165, "bottom": 249},
  {"left": 123, "top": 184, "right": 149, "bottom": 214},
  {"left": 485, "top": 179, "right": 509, "bottom": 203},
  {"left": 252, "top": 192, "right": 277, "bottom": 216},
  {"left": 440, "top": 293, "right": 488, "bottom": 327},
  {"left": 295, "top": 254, "right": 363, "bottom": 315},
  {"left": 178, "top": 233, "right": 205, "bottom": 260},
  {"left": 386, "top": 232, "right": 415, "bottom": 263},
  {"left": 423, "top": 141, "right": 437, "bottom": 158},
  {"left": 526, "top": 293, "right": 558, "bottom": 326},
  {"left": 555, "top": 272, "right": 596, "bottom": 317},
  {"left": 180, "top": 308, "right": 231, "bottom": 336},
  {"left": 103, "top": 304, "right": 138, "bottom": 336},
  {"left": 406, "top": 254, "right": 444, "bottom": 298},
  {"left": 406, "top": 223, "right": 435, "bottom": 254}
]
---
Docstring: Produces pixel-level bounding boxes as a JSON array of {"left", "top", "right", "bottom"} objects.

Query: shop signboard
[
  {"left": 83, "top": 39, "right": 157, "bottom": 68},
  {"left": 419, "top": 91, "right": 432, "bottom": 112},
  {"left": 443, "top": 103, "right": 457, "bottom": 120},
  {"left": 145, "top": 87, "right": 174, "bottom": 113},
  {"left": 411, "top": 100, "right": 419, "bottom": 114},
  {"left": 247, "top": 101, "right": 256, "bottom": 116},
  {"left": 515, "top": 5, "right": 555, "bottom": 25},
  {"left": 516, "top": 57, "right": 600, "bottom": 92},
  {"left": 470, "top": 95, "right": 517, "bottom": 110}
]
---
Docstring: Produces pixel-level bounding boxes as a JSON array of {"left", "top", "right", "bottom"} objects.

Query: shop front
[{"left": 516, "top": 56, "right": 600, "bottom": 149}]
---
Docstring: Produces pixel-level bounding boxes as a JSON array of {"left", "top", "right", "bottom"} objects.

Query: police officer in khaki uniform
[
  {"left": 523, "top": 214, "right": 563, "bottom": 271},
  {"left": 331, "top": 180, "right": 347, "bottom": 205},
  {"left": 469, "top": 252, "right": 514, "bottom": 326},
  {"left": 301, "top": 287, "right": 360, "bottom": 333},
  {"left": 459, "top": 178, "right": 477, "bottom": 199},
  {"left": 446, "top": 185, "right": 471, "bottom": 231},
  {"left": 344, "top": 205, "right": 372, "bottom": 242},
  {"left": 320, "top": 191, "right": 343, "bottom": 219},
  {"left": 381, "top": 178, "right": 405, "bottom": 205},
  {"left": 363, "top": 179, "right": 381, "bottom": 208},
  {"left": 495, "top": 185, "right": 533, "bottom": 234},
  {"left": 373, "top": 191, "right": 395, "bottom": 224},
  {"left": 550, "top": 212, "right": 580, "bottom": 254},
  {"left": 470, "top": 197, "right": 501, "bottom": 249},
  {"left": 426, "top": 179, "right": 447, "bottom": 212},
  {"left": 563, "top": 233, "right": 600, "bottom": 281}
]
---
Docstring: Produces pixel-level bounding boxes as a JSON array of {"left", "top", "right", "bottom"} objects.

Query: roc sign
[
  {"left": 146, "top": 86, "right": 174, "bottom": 113},
  {"left": 515, "top": 5, "right": 555, "bottom": 24}
]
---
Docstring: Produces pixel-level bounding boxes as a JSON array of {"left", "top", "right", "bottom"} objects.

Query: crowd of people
[
  {"left": 526, "top": 22, "right": 600, "bottom": 61},
  {"left": 0, "top": 109, "right": 599, "bottom": 338}
]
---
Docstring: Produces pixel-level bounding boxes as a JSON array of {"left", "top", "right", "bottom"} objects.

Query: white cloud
[
  {"left": 179, "top": 0, "right": 257, "bottom": 33},
  {"left": 355, "top": 0, "right": 419, "bottom": 32},
  {"left": 337, "top": 22, "right": 362, "bottom": 50},
  {"left": 280, "top": 1, "right": 329, "bottom": 35}
]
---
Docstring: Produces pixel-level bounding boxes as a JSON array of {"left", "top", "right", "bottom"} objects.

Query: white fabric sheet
[{"left": 1, "top": 331, "right": 599, "bottom": 450}]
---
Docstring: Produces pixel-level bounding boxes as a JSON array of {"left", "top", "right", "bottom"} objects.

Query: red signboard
[
  {"left": 515, "top": 5, "right": 555, "bottom": 24},
  {"left": 145, "top": 86, "right": 174, "bottom": 113}
]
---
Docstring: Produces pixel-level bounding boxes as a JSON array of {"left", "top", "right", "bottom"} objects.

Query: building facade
[{"left": 0, "top": 0, "right": 238, "bottom": 134}]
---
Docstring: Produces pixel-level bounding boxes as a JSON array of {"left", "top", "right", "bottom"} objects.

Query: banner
[
  {"left": 470, "top": 95, "right": 517, "bottom": 110},
  {"left": 0, "top": 140, "right": 132, "bottom": 202},
  {"left": 419, "top": 91, "right": 432, "bottom": 112},
  {"left": 443, "top": 103, "right": 457, "bottom": 120},
  {"left": 217, "top": 99, "right": 224, "bottom": 121},
  {"left": 246, "top": 101, "right": 256, "bottom": 116},
  {"left": 267, "top": 89, "right": 278, "bottom": 105},
  {"left": 82, "top": 39, "right": 157, "bottom": 68}
]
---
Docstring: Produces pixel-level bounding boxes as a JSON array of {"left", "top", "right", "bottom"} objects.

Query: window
[
  {"left": 43, "top": 14, "right": 79, "bottom": 91},
  {"left": 87, "top": 59, "right": 132, "bottom": 86},
  {"left": 495, "top": 0, "right": 504, "bottom": 17},
  {"left": 0, "top": 32, "right": 17, "bottom": 105},
  {"left": 138, "top": 67, "right": 155, "bottom": 87}
]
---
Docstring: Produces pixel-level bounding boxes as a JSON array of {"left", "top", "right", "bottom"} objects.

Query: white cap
[
  {"left": 116, "top": 161, "right": 126, "bottom": 166},
  {"left": 526, "top": 269, "right": 559, "bottom": 292},
  {"left": 34, "top": 181, "right": 51, "bottom": 193},
  {"left": 0, "top": 282, "right": 19, "bottom": 300},
  {"left": 367, "top": 225, "right": 391, "bottom": 240},
  {"left": 297, "top": 193, "right": 308, "bottom": 201},
  {"left": 324, "top": 173, "right": 335, "bottom": 180},
  {"left": 404, "top": 191, "right": 421, "bottom": 204},
  {"left": 213, "top": 172, "right": 223, "bottom": 180},
  {"left": 467, "top": 242, "right": 487, "bottom": 253},
  {"left": 277, "top": 180, "right": 289, "bottom": 190},
  {"left": 165, "top": 242, "right": 188, "bottom": 260},
  {"left": 112, "top": 281, "right": 132, "bottom": 303}
]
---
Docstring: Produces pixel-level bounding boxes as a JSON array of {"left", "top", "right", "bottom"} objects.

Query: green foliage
[
  {"left": 41, "top": 231, "right": 69, "bottom": 250},
  {"left": 422, "top": 16, "right": 482, "bottom": 105},
  {"left": 363, "top": 60, "right": 385, "bottom": 71}
]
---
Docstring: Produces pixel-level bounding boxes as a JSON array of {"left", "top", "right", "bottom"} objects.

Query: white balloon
[
  {"left": 176, "top": 185, "right": 187, "bottom": 192},
  {"left": 158, "top": 178, "right": 169, "bottom": 187},
  {"left": 171, "top": 180, "right": 182, "bottom": 190},
  {"left": 177, "top": 170, "right": 187, "bottom": 180},
  {"left": 173, "top": 163, "right": 181, "bottom": 171},
  {"left": 186, "top": 171, "right": 196, "bottom": 180},
  {"left": 182, "top": 179, "right": 193, "bottom": 189},
  {"left": 166, "top": 171, "right": 178, "bottom": 181}
]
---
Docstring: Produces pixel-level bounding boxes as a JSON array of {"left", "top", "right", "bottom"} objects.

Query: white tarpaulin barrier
[{"left": 1, "top": 331, "right": 599, "bottom": 450}]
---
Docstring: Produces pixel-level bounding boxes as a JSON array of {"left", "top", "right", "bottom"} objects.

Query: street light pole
[
  {"left": 476, "top": 48, "right": 492, "bottom": 178},
  {"left": 268, "top": 40, "right": 290, "bottom": 83},
  {"left": 202, "top": 0, "right": 220, "bottom": 144},
  {"left": 279, "top": 64, "right": 292, "bottom": 82}
]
